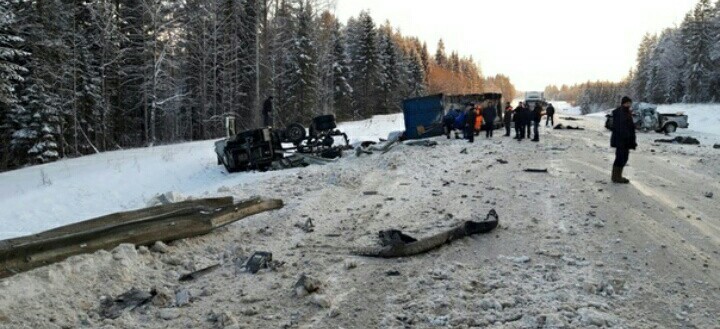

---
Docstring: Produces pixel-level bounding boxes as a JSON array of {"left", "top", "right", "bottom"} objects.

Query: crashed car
[
  {"left": 605, "top": 103, "right": 689, "bottom": 133},
  {"left": 215, "top": 115, "right": 350, "bottom": 173}
]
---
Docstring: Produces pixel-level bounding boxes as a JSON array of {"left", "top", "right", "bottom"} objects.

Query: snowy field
[{"left": 0, "top": 114, "right": 405, "bottom": 240}]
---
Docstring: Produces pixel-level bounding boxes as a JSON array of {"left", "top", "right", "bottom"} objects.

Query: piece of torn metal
[
  {"left": 524, "top": 168, "right": 549, "bottom": 173},
  {"left": 243, "top": 251, "right": 273, "bottom": 274},
  {"left": 179, "top": 263, "right": 221, "bottom": 282},
  {"left": 354, "top": 210, "right": 499, "bottom": 258},
  {"left": 100, "top": 288, "right": 157, "bottom": 319}
]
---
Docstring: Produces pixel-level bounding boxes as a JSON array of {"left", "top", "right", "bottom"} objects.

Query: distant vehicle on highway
[{"left": 605, "top": 103, "right": 689, "bottom": 134}]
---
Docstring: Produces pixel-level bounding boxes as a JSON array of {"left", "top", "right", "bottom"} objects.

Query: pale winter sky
[{"left": 333, "top": 0, "right": 699, "bottom": 91}]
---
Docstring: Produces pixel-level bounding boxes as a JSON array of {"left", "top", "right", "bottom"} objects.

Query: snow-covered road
[{"left": 0, "top": 110, "right": 719, "bottom": 328}]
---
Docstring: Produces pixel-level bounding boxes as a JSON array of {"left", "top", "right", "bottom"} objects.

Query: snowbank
[
  {"left": 549, "top": 101, "right": 582, "bottom": 116},
  {"left": 0, "top": 113, "right": 405, "bottom": 240}
]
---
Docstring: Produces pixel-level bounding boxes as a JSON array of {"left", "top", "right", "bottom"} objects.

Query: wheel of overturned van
[
  {"left": 664, "top": 123, "right": 677, "bottom": 134},
  {"left": 285, "top": 123, "right": 307, "bottom": 145}
]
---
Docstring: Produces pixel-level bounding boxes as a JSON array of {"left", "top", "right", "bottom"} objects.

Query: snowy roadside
[
  {"left": 0, "top": 108, "right": 718, "bottom": 329},
  {"left": 0, "top": 114, "right": 405, "bottom": 240}
]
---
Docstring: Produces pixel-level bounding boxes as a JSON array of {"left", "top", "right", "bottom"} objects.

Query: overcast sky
[{"left": 333, "top": 0, "right": 698, "bottom": 91}]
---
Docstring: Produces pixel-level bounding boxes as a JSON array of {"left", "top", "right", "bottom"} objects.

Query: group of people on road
[
  {"left": 444, "top": 100, "right": 558, "bottom": 144},
  {"left": 442, "top": 100, "right": 498, "bottom": 143},
  {"left": 502, "top": 102, "right": 555, "bottom": 142}
]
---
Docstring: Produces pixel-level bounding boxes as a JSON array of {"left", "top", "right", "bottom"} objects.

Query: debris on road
[
  {"left": 713, "top": 144, "right": 720, "bottom": 149},
  {"left": 524, "top": 168, "right": 549, "bottom": 173},
  {"left": 654, "top": 136, "right": 700, "bottom": 145},
  {"left": 560, "top": 116, "right": 583, "bottom": 121},
  {"left": 705, "top": 192, "right": 714, "bottom": 199},
  {"left": 295, "top": 218, "right": 315, "bottom": 233},
  {"left": 100, "top": 288, "right": 157, "bottom": 319},
  {"left": 460, "top": 148, "right": 468, "bottom": 154},
  {"left": 354, "top": 209, "right": 499, "bottom": 258},
  {"left": 497, "top": 159, "right": 509, "bottom": 164},
  {"left": 405, "top": 140, "right": 438, "bottom": 147},
  {"left": 179, "top": 263, "right": 221, "bottom": 282},
  {"left": 243, "top": 251, "right": 273, "bottom": 274},
  {"left": 363, "top": 191, "right": 379, "bottom": 196},
  {"left": 554, "top": 124, "right": 585, "bottom": 130},
  {"left": 294, "top": 274, "right": 321, "bottom": 297}
]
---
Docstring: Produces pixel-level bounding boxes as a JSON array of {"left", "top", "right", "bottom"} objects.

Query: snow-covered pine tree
[
  {"left": 404, "top": 48, "right": 425, "bottom": 98},
  {"left": 0, "top": 2, "right": 29, "bottom": 168},
  {"left": 330, "top": 15, "right": 353, "bottom": 118},
  {"left": 348, "top": 11, "right": 380, "bottom": 118},
  {"left": 435, "top": 39, "right": 447, "bottom": 69},
  {"left": 376, "top": 23, "right": 400, "bottom": 114},
  {"left": 683, "top": 0, "right": 715, "bottom": 102},
  {"left": 277, "top": 0, "right": 316, "bottom": 124},
  {"left": 632, "top": 33, "right": 657, "bottom": 101}
]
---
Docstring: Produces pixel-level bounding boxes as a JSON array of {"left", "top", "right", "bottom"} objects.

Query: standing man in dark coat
[
  {"left": 525, "top": 103, "right": 532, "bottom": 139},
  {"left": 262, "top": 96, "right": 274, "bottom": 127},
  {"left": 482, "top": 100, "right": 497, "bottom": 139},
  {"left": 546, "top": 103, "right": 556, "bottom": 127},
  {"left": 531, "top": 103, "right": 543, "bottom": 142},
  {"left": 513, "top": 102, "right": 525, "bottom": 140},
  {"left": 610, "top": 96, "right": 637, "bottom": 184},
  {"left": 503, "top": 102, "right": 513, "bottom": 137},
  {"left": 465, "top": 104, "right": 476, "bottom": 143}
]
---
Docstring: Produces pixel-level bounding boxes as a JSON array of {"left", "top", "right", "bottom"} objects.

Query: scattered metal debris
[
  {"left": 460, "top": 148, "right": 468, "bottom": 154},
  {"left": 497, "top": 159, "right": 509, "bottom": 164},
  {"left": 179, "top": 264, "right": 221, "bottom": 282},
  {"left": 100, "top": 288, "right": 157, "bottom": 319},
  {"left": 705, "top": 192, "right": 714, "bottom": 199},
  {"left": 385, "top": 270, "right": 401, "bottom": 276},
  {"left": 363, "top": 191, "right": 379, "bottom": 196},
  {"left": 714, "top": 144, "right": 720, "bottom": 149}
]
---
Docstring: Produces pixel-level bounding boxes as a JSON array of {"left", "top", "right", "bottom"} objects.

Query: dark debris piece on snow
[
  {"left": 654, "top": 136, "right": 700, "bottom": 145},
  {"left": 524, "top": 168, "right": 549, "bottom": 173},
  {"left": 554, "top": 124, "right": 585, "bottom": 130},
  {"left": 100, "top": 288, "right": 156, "bottom": 319},
  {"left": 379, "top": 229, "right": 418, "bottom": 247},
  {"left": 713, "top": 144, "right": 720, "bottom": 149},
  {"left": 295, "top": 218, "right": 315, "bottom": 233},
  {"left": 497, "top": 159, "right": 509, "bottom": 164},
  {"left": 705, "top": 192, "right": 714, "bottom": 199}
]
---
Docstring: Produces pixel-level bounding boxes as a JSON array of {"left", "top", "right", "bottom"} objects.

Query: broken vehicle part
[
  {"left": 179, "top": 263, "right": 221, "bottom": 282},
  {"left": 100, "top": 288, "right": 156, "bottom": 319},
  {"left": 243, "top": 251, "right": 273, "bottom": 274},
  {"left": 354, "top": 209, "right": 499, "bottom": 258}
]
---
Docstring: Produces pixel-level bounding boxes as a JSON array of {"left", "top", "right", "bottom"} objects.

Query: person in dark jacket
[
  {"left": 513, "top": 103, "right": 526, "bottom": 140},
  {"left": 482, "top": 100, "right": 497, "bottom": 138},
  {"left": 503, "top": 102, "right": 513, "bottom": 137},
  {"left": 531, "top": 103, "right": 543, "bottom": 142},
  {"left": 262, "top": 96, "right": 274, "bottom": 127},
  {"left": 443, "top": 108, "right": 460, "bottom": 139},
  {"left": 610, "top": 96, "right": 637, "bottom": 184},
  {"left": 546, "top": 103, "right": 556, "bottom": 127},
  {"left": 465, "top": 104, "right": 477, "bottom": 143}
]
